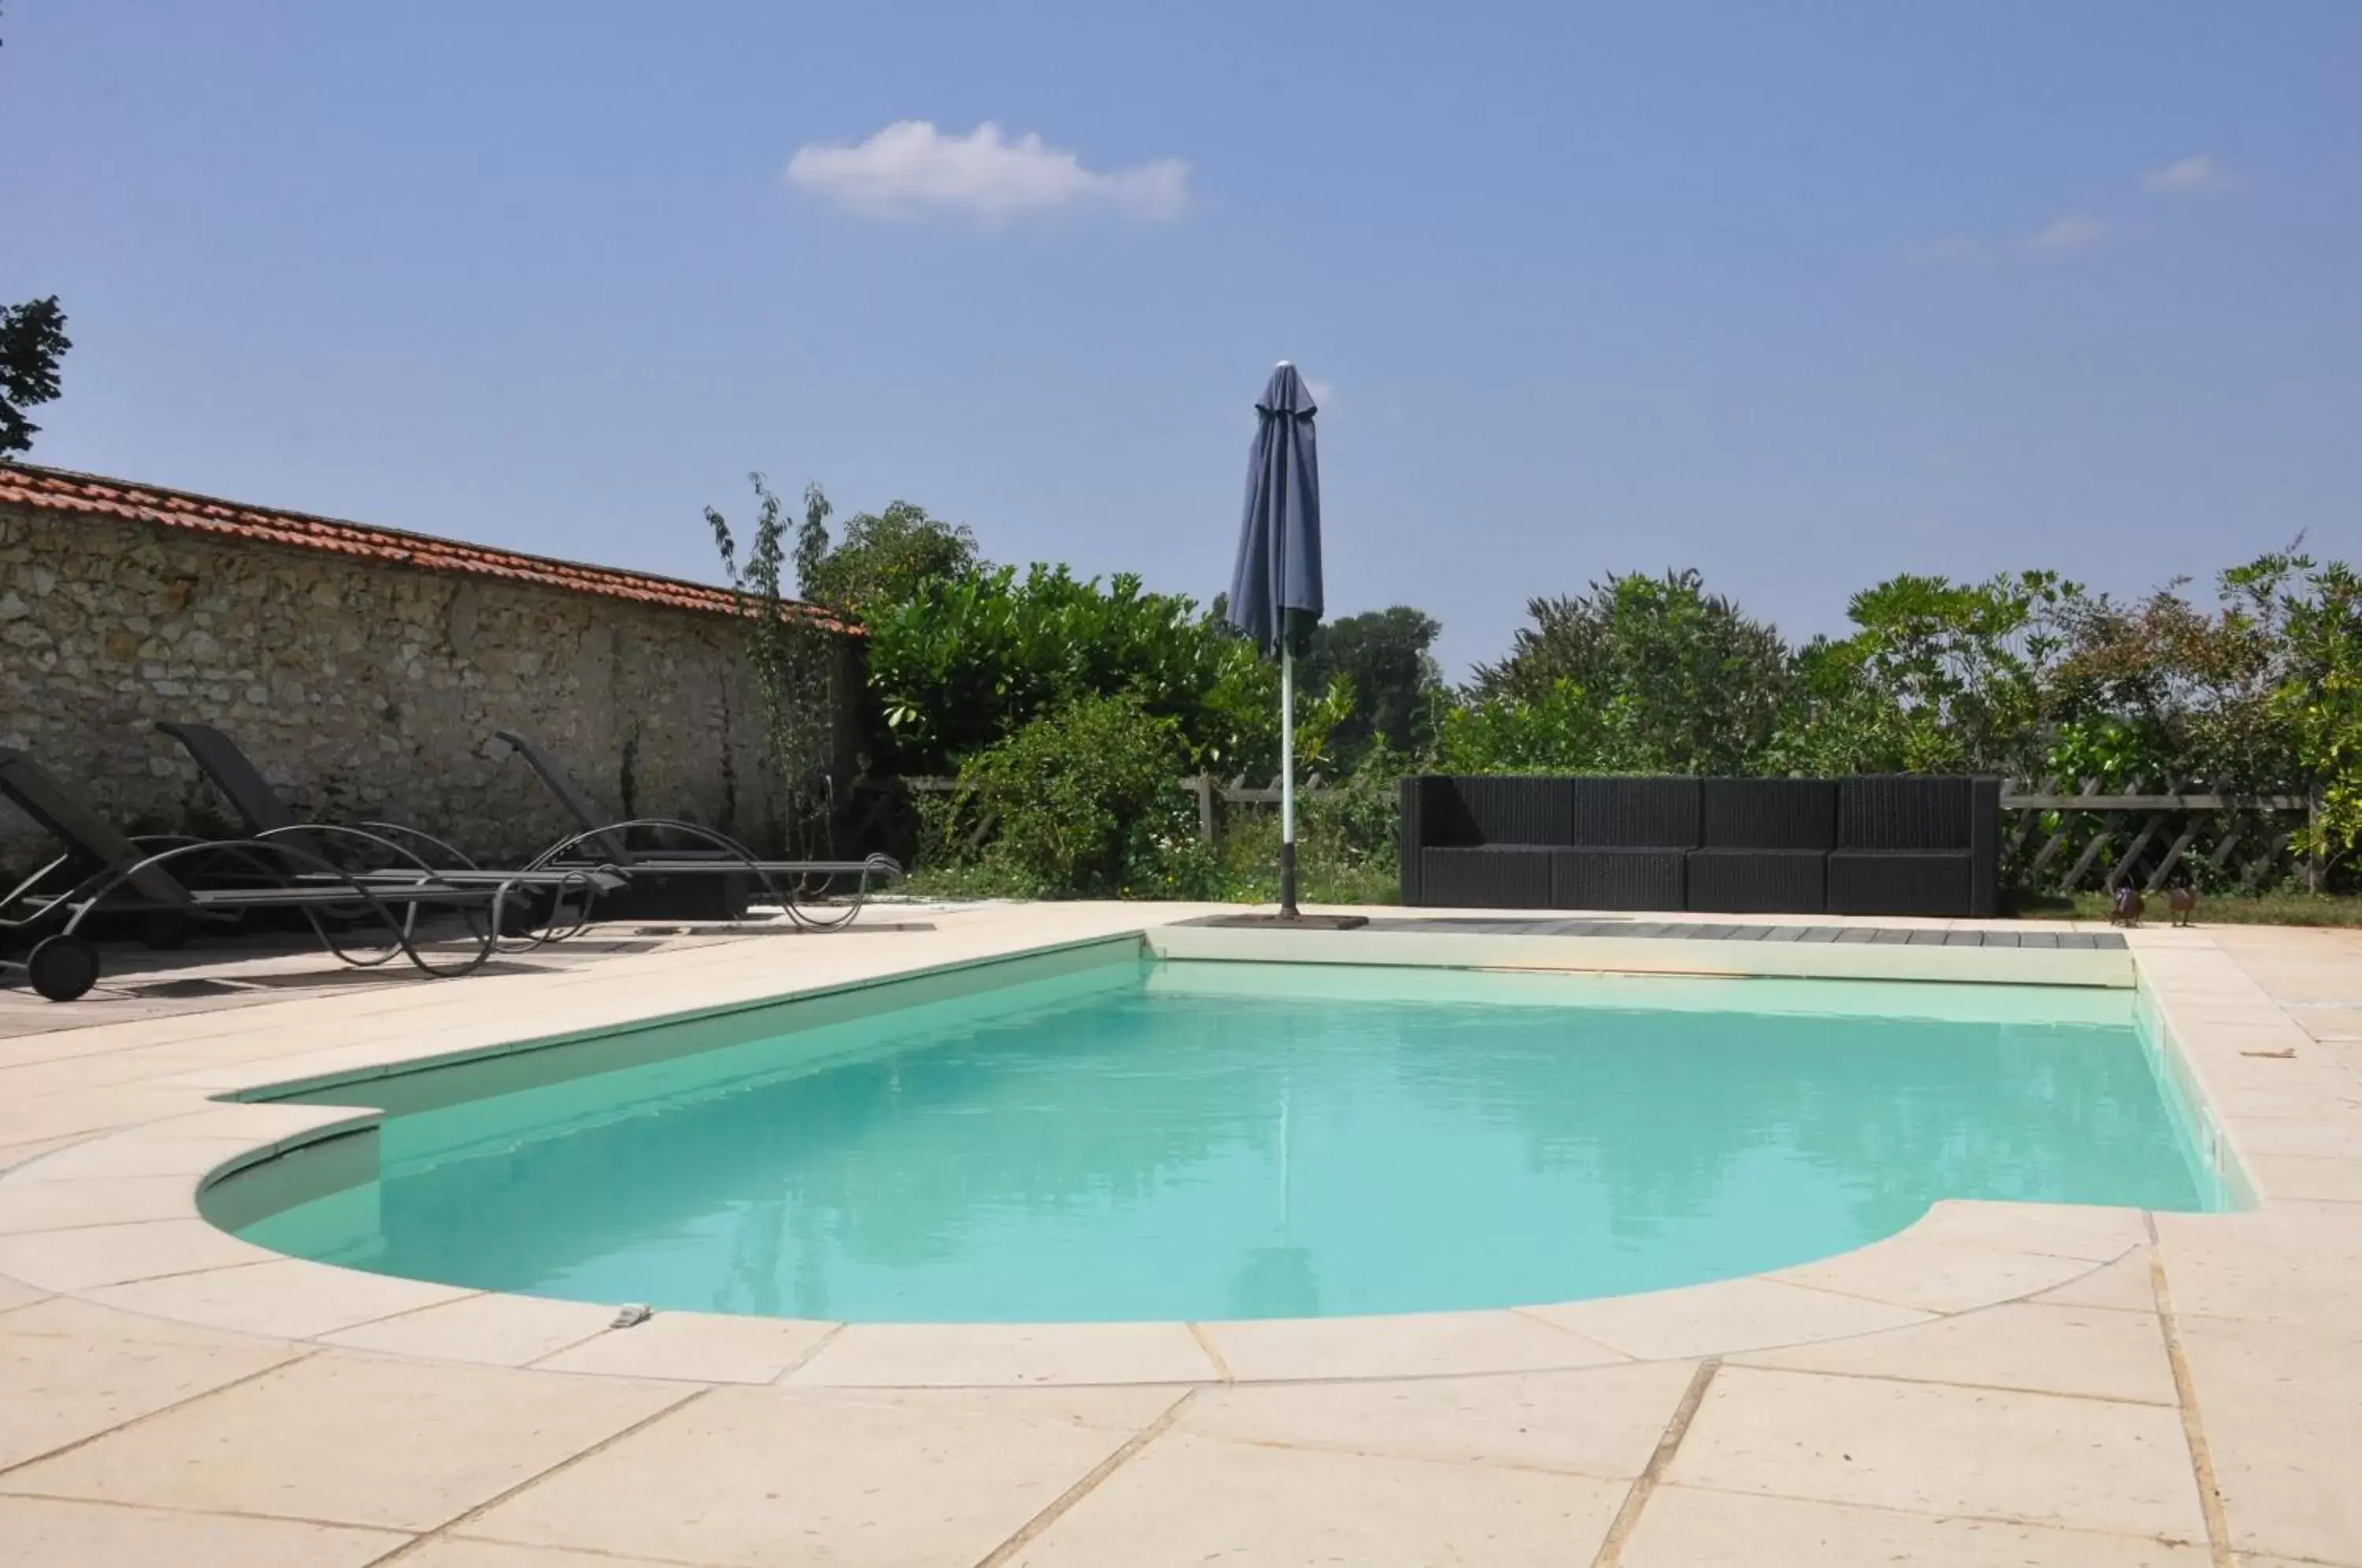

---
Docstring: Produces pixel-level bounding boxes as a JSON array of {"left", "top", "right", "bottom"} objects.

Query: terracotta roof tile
[{"left": 0, "top": 463, "right": 858, "bottom": 635}]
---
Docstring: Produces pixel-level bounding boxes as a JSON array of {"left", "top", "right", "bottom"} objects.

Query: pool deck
[{"left": 0, "top": 902, "right": 2356, "bottom": 1565}]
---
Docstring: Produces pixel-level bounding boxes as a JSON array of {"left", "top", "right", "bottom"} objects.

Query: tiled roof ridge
[{"left": 0, "top": 460, "right": 859, "bottom": 634}]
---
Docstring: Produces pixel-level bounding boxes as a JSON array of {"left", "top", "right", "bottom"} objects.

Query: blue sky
[{"left": 6, "top": 2, "right": 2358, "bottom": 677}]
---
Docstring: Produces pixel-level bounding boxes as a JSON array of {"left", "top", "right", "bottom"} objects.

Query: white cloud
[
  {"left": 785, "top": 120, "right": 1189, "bottom": 222},
  {"left": 1917, "top": 233, "right": 1987, "bottom": 263},
  {"left": 2024, "top": 214, "right": 2109, "bottom": 251},
  {"left": 2142, "top": 153, "right": 2234, "bottom": 194}
]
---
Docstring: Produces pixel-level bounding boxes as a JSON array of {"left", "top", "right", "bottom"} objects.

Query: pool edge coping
[{"left": 0, "top": 915, "right": 2305, "bottom": 1389}]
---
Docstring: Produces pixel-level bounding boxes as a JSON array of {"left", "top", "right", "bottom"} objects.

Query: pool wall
[
  {"left": 193, "top": 928, "right": 2248, "bottom": 1275},
  {"left": 2134, "top": 971, "right": 2260, "bottom": 1210},
  {"left": 1148, "top": 920, "right": 2137, "bottom": 987}
]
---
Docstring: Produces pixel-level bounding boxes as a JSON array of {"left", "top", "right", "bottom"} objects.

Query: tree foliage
[
  {"left": 796, "top": 500, "right": 979, "bottom": 620},
  {"left": 1298, "top": 606, "right": 1443, "bottom": 760},
  {"left": 1472, "top": 570, "right": 1793, "bottom": 774},
  {"left": 705, "top": 473, "right": 841, "bottom": 853},
  {"left": 1774, "top": 571, "right": 2072, "bottom": 775},
  {"left": 863, "top": 564, "right": 1282, "bottom": 776},
  {"left": 946, "top": 693, "right": 1190, "bottom": 897},
  {"left": 698, "top": 469, "right": 2362, "bottom": 897},
  {"left": 2246, "top": 554, "right": 2362, "bottom": 869},
  {"left": 0, "top": 296, "right": 70, "bottom": 457}
]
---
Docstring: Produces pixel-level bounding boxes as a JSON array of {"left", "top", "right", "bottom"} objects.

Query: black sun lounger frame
[
  {"left": 491, "top": 730, "right": 902, "bottom": 929},
  {"left": 155, "top": 721, "right": 627, "bottom": 935},
  {"left": 0, "top": 749, "right": 608, "bottom": 1001},
  {"left": 161, "top": 721, "right": 898, "bottom": 930}
]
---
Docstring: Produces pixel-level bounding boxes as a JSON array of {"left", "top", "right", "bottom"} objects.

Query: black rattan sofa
[{"left": 1399, "top": 775, "right": 2000, "bottom": 917}]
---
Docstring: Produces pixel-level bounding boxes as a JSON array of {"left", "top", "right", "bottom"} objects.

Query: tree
[
  {"left": 1835, "top": 571, "right": 2074, "bottom": 775},
  {"left": 1298, "top": 607, "right": 1443, "bottom": 760},
  {"left": 2236, "top": 552, "right": 2362, "bottom": 875},
  {"left": 862, "top": 564, "right": 1279, "bottom": 777},
  {"left": 1472, "top": 570, "right": 1793, "bottom": 775},
  {"left": 2042, "top": 571, "right": 2288, "bottom": 790},
  {"left": 798, "top": 500, "right": 980, "bottom": 620},
  {"left": 705, "top": 474, "right": 842, "bottom": 854},
  {"left": 0, "top": 296, "right": 70, "bottom": 457}
]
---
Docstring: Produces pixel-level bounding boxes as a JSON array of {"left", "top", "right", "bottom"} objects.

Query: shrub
[
  {"left": 865, "top": 565, "right": 1276, "bottom": 777},
  {"left": 1472, "top": 570, "right": 1793, "bottom": 774},
  {"left": 948, "top": 693, "right": 1190, "bottom": 897},
  {"left": 1435, "top": 680, "right": 1610, "bottom": 773}
]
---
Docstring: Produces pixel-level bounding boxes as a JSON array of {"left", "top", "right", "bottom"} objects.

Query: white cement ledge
[{"left": 1149, "top": 920, "right": 2136, "bottom": 988}]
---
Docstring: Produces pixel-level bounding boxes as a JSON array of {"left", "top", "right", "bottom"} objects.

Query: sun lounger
[
  {"left": 155, "top": 721, "right": 620, "bottom": 936},
  {"left": 493, "top": 729, "right": 902, "bottom": 927},
  {"left": 160, "top": 721, "right": 897, "bottom": 929},
  {"left": 0, "top": 749, "right": 612, "bottom": 1000}
]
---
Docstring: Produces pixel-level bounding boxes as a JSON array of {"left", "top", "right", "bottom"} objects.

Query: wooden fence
[
  {"left": 847, "top": 775, "right": 2327, "bottom": 893},
  {"left": 2000, "top": 782, "right": 2323, "bottom": 893}
]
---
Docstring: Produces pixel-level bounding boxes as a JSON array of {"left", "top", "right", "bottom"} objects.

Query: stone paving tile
[
  {"left": 1733, "top": 1300, "right": 2178, "bottom": 1404},
  {"left": 1179, "top": 1359, "right": 1697, "bottom": 1479},
  {"left": 2177, "top": 1313, "right": 2362, "bottom": 1565},
  {"left": 1768, "top": 1234, "right": 2094, "bottom": 1315},
  {"left": 0, "top": 1311, "right": 300, "bottom": 1470},
  {"left": 2028, "top": 1250, "right": 2161, "bottom": 1313},
  {"left": 0, "top": 1495, "right": 409, "bottom": 1568},
  {"left": 463, "top": 1384, "right": 1180, "bottom": 1568},
  {"left": 0, "top": 1085, "right": 214, "bottom": 1149},
  {"left": 2222, "top": 1116, "right": 2362, "bottom": 1160},
  {"left": 2153, "top": 1209, "right": 2362, "bottom": 1329},
  {"left": 320, "top": 1291, "right": 616, "bottom": 1367},
  {"left": 0, "top": 1217, "right": 276, "bottom": 1290},
  {"left": 2245, "top": 1152, "right": 2362, "bottom": 1205},
  {"left": 0, "top": 1274, "right": 44, "bottom": 1315},
  {"left": 2212, "top": 1082, "right": 2362, "bottom": 1119},
  {"left": 1523, "top": 1276, "right": 1931, "bottom": 1360},
  {"left": 1198, "top": 1307, "right": 1626, "bottom": 1381},
  {"left": 0, "top": 1174, "right": 205, "bottom": 1233},
  {"left": 12, "top": 1130, "right": 294, "bottom": 1182},
  {"left": 1901, "top": 1200, "right": 2150, "bottom": 1261},
  {"left": 1006, "top": 1430, "right": 1627, "bottom": 1567},
  {"left": 1620, "top": 1485, "right": 2211, "bottom": 1566},
  {"left": 0, "top": 1292, "right": 294, "bottom": 1351},
  {"left": 89, "top": 1257, "right": 476, "bottom": 1340},
  {"left": 0, "top": 1135, "right": 83, "bottom": 1172},
  {"left": 532, "top": 1311, "right": 839, "bottom": 1385},
  {"left": 788, "top": 1319, "right": 1220, "bottom": 1388},
  {"left": 2293, "top": 1004, "right": 2362, "bottom": 1041},
  {"left": 4, "top": 909, "right": 2360, "bottom": 1562},
  {"left": 1666, "top": 1366, "right": 2206, "bottom": 1540},
  {"left": 0, "top": 1352, "right": 690, "bottom": 1532},
  {"left": 404, "top": 1539, "right": 697, "bottom": 1568}
]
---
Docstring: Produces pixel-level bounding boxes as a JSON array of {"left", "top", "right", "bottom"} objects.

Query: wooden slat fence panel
[{"left": 1999, "top": 782, "right": 2315, "bottom": 893}]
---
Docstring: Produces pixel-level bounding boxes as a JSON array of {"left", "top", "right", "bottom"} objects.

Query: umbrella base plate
[{"left": 1201, "top": 912, "right": 1371, "bottom": 930}]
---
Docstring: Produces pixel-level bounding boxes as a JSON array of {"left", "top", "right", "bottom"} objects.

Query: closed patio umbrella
[{"left": 1222, "top": 362, "right": 1365, "bottom": 927}]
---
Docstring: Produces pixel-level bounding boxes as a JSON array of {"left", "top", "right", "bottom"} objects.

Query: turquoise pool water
[{"left": 217, "top": 950, "right": 2227, "bottom": 1322}]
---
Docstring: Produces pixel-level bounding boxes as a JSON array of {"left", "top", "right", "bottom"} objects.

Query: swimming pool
[{"left": 208, "top": 942, "right": 2230, "bottom": 1323}]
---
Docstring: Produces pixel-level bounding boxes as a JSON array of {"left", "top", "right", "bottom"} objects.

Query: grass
[{"left": 2013, "top": 889, "right": 2362, "bottom": 927}]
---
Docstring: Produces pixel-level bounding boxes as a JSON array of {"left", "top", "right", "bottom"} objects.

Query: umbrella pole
[{"left": 1280, "top": 643, "right": 1298, "bottom": 919}]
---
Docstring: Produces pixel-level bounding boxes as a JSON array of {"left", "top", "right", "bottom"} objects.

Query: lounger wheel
[{"left": 26, "top": 935, "right": 101, "bottom": 1002}]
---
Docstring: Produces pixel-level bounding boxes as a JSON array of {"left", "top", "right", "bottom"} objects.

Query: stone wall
[{"left": 0, "top": 502, "right": 857, "bottom": 878}]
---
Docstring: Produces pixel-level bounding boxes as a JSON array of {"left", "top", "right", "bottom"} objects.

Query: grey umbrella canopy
[
  {"left": 1223, "top": 362, "right": 1332, "bottom": 921},
  {"left": 1225, "top": 363, "right": 1324, "bottom": 656}
]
